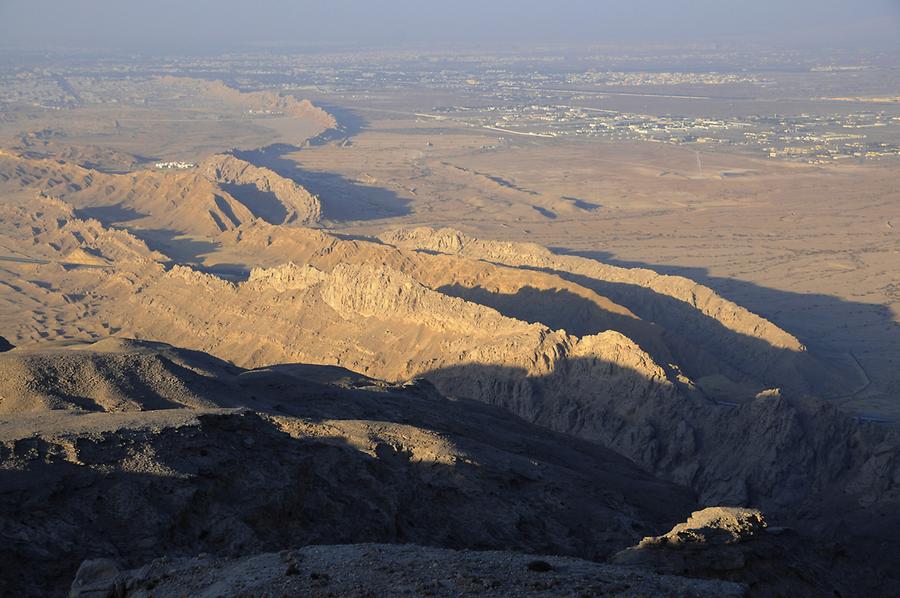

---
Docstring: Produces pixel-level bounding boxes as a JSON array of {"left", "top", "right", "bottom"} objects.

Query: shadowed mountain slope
[{"left": 0, "top": 338, "right": 697, "bottom": 597}]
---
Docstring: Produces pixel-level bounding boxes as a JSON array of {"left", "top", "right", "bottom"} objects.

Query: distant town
[
  {"left": 427, "top": 103, "right": 900, "bottom": 164},
  {"left": 1, "top": 45, "right": 898, "bottom": 164}
]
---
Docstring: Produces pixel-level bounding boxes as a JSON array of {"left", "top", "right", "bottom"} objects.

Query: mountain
[
  {"left": 1, "top": 147, "right": 897, "bottom": 596},
  {"left": 202, "top": 153, "right": 321, "bottom": 225},
  {"left": 2, "top": 339, "right": 891, "bottom": 596},
  {"left": 0, "top": 149, "right": 322, "bottom": 243},
  {"left": 1, "top": 338, "right": 697, "bottom": 596}
]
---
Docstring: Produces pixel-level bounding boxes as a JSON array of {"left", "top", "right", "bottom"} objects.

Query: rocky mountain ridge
[
  {"left": 3, "top": 205, "right": 894, "bottom": 515},
  {"left": 1, "top": 147, "right": 897, "bottom": 596},
  {"left": 202, "top": 153, "right": 321, "bottom": 225},
  {"left": 1, "top": 338, "right": 699, "bottom": 596}
]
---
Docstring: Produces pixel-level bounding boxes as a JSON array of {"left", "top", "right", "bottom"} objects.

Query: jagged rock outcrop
[
  {"left": 5, "top": 207, "right": 895, "bottom": 509},
  {"left": 94, "top": 260, "right": 685, "bottom": 429},
  {"left": 380, "top": 227, "right": 850, "bottom": 398},
  {"left": 3, "top": 204, "right": 894, "bottom": 513},
  {"left": 619, "top": 507, "right": 768, "bottom": 554},
  {"left": 69, "top": 544, "right": 746, "bottom": 598},
  {"left": 610, "top": 507, "right": 843, "bottom": 596},
  {"left": 0, "top": 193, "right": 164, "bottom": 264},
  {"left": 80, "top": 258, "right": 900, "bottom": 516},
  {"left": 320, "top": 262, "right": 536, "bottom": 335},
  {"left": 381, "top": 227, "right": 799, "bottom": 349},
  {"left": 216, "top": 223, "right": 838, "bottom": 402},
  {"left": 247, "top": 261, "right": 327, "bottom": 292},
  {"left": 202, "top": 153, "right": 321, "bottom": 225}
]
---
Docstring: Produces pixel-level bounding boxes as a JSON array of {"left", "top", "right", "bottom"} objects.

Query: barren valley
[{"left": 0, "top": 44, "right": 898, "bottom": 597}]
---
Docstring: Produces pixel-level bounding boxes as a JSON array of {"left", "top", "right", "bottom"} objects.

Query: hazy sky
[{"left": 1, "top": 0, "right": 898, "bottom": 52}]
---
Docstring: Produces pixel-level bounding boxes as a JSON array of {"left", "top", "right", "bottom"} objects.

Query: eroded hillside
[
  {"left": 1, "top": 90, "right": 897, "bottom": 597},
  {"left": 0, "top": 338, "right": 699, "bottom": 596}
]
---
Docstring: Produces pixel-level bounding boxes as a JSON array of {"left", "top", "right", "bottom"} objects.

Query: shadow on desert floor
[
  {"left": 232, "top": 106, "right": 412, "bottom": 222},
  {"left": 234, "top": 145, "right": 412, "bottom": 222},
  {"left": 552, "top": 247, "right": 899, "bottom": 415},
  {"left": 219, "top": 182, "right": 289, "bottom": 225},
  {"left": 135, "top": 229, "right": 222, "bottom": 263}
]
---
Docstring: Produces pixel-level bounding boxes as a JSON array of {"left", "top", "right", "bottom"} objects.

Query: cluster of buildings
[
  {"left": 154, "top": 161, "right": 196, "bottom": 170},
  {"left": 431, "top": 102, "right": 900, "bottom": 163},
  {"left": 565, "top": 71, "right": 767, "bottom": 87}
]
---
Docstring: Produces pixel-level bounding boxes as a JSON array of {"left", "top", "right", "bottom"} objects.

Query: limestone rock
[
  {"left": 610, "top": 507, "right": 835, "bottom": 595},
  {"left": 634, "top": 507, "right": 767, "bottom": 549},
  {"left": 68, "top": 559, "right": 122, "bottom": 598}
]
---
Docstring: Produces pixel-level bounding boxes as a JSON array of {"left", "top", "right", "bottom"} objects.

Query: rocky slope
[
  {"left": 381, "top": 226, "right": 851, "bottom": 399},
  {"left": 13, "top": 129, "right": 141, "bottom": 172},
  {"left": 0, "top": 192, "right": 165, "bottom": 264},
  {"left": 68, "top": 543, "right": 745, "bottom": 598},
  {"left": 2, "top": 182, "right": 898, "bottom": 595},
  {"left": 202, "top": 153, "right": 321, "bottom": 225},
  {"left": 93, "top": 259, "right": 683, "bottom": 430},
  {"left": 218, "top": 222, "right": 849, "bottom": 400},
  {"left": 3, "top": 209, "right": 896, "bottom": 511},
  {"left": 0, "top": 141, "right": 324, "bottom": 242},
  {"left": 0, "top": 338, "right": 239, "bottom": 413},
  {"left": 59, "top": 257, "right": 891, "bottom": 510},
  {"left": 2, "top": 340, "right": 891, "bottom": 597},
  {"left": 0, "top": 339, "right": 696, "bottom": 596},
  {"left": 0, "top": 149, "right": 259, "bottom": 237}
]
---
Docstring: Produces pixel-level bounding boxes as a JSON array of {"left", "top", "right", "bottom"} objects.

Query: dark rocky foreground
[
  {"left": 0, "top": 339, "right": 897, "bottom": 597},
  {"left": 68, "top": 543, "right": 745, "bottom": 597},
  {"left": 0, "top": 339, "right": 692, "bottom": 596}
]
